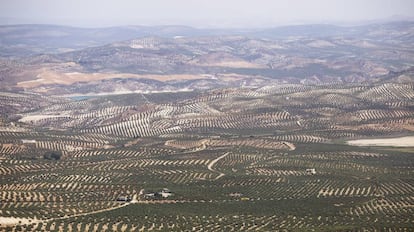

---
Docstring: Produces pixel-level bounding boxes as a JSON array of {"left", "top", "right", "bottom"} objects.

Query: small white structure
[
  {"left": 161, "top": 192, "right": 173, "bottom": 198},
  {"left": 160, "top": 188, "right": 173, "bottom": 198},
  {"left": 144, "top": 188, "right": 174, "bottom": 198},
  {"left": 306, "top": 168, "right": 316, "bottom": 175}
]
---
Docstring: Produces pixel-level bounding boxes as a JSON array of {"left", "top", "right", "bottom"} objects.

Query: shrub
[{"left": 43, "top": 151, "right": 62, "bottom": 160}]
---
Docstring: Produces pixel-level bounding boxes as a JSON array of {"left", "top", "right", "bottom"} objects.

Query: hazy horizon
[{"left": 0, "top": 0, "right": 414, "bottom": 28}]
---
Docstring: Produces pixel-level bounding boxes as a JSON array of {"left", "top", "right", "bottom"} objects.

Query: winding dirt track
[
  {"left": 1, "top": 201, "right": 131, "bottom": 227},
  {"left": 43, "top": 202, "right": 131, "bottom": 223},
  {"left": 207, "top": 152, "right": 230, "bottom": 180}
]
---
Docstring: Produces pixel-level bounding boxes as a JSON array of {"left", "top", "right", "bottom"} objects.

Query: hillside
[
  {"left": 0, "top": 22, "right": 413, "bottom": 95},
  {"left": 0, "top": 21, "right": 414, "bottom": 231}
]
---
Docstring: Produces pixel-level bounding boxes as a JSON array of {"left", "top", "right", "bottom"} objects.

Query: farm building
[{"left": 306, "top": 168, "right": 316, "bottom": 175}]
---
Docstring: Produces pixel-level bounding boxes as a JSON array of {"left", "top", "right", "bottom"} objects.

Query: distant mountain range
[
  {"left": 1, "top": 21, "right": 413, "bottom": 56},
  {"left": 0, "top": 21, "right": 413, "bottom": 95}
]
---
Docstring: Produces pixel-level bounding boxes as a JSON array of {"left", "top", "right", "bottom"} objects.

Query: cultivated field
[{"left": 0, "top": 82, "right": 413, "bottom": 231}]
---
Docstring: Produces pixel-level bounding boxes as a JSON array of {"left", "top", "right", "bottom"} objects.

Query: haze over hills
[
  {"left": 0, "top": 21, "right": 413, "bottom": 95},
  {"left": 1, "top": 21, "right": 413, "bottom": 56}
]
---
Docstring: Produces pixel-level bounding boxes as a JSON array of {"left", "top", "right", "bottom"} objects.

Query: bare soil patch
[
  {"left": 0, "top": 217, "right": 39, "bottom": 226},
  {"left": 347, "top": 136, "right": 414, "bottom": 147}
]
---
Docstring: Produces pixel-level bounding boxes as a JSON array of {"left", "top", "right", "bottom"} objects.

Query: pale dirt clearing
[
  {"left": 307, "top": 40, "right": 336, "bottom": 48},
  {"left": 18, "top": 114, "right": 68, "bottom": 123},
  {"left": 347, "top": 136, "right": 414, "bottom": 147},
  {"left": 196, "top": 60, "right": 265, "bottom": 69},
  {"left": 17, "top": 70, "right": 212, "bottom": 88},
  {"left": 283, "top": 142, "right": 296, "bottom": 151},
  {"left": 0, "top": 217, "right": 39, "bottom": 226}
]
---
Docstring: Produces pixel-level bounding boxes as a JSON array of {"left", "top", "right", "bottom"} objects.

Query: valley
[{"left": 0, "top": 22, "right": 413, "bottom": 231}]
